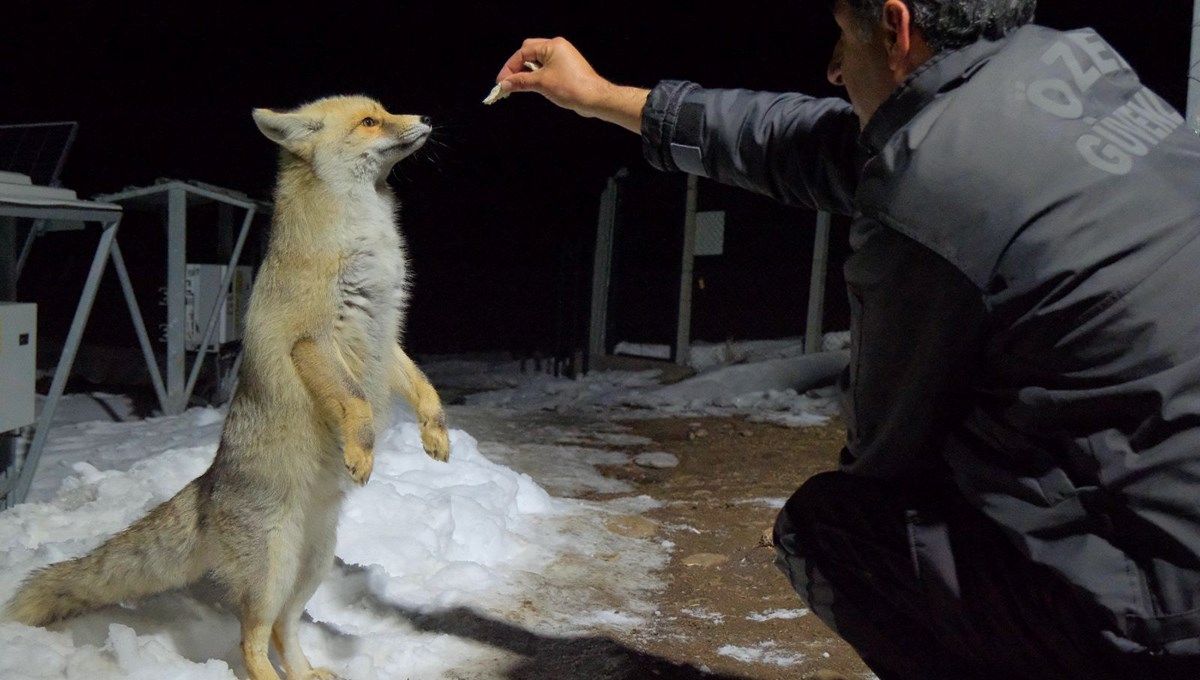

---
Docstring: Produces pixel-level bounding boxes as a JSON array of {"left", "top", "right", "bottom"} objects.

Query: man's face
[{"left": 827, "top": 0, "right": 903, "bottom": 128}]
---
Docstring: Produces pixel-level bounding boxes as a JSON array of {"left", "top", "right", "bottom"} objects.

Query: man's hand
[{"left": 492, "top": 37, "right": 649, "bottom": 134}]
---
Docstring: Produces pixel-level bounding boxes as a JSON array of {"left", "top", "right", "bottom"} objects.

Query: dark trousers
[{"left": 773, "top": 471, "right": 1200, "bottom": 680}]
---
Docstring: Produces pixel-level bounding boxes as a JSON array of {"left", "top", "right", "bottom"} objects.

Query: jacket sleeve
[{"left": 641, "top": 80, "right": 862, "bottom": 215}]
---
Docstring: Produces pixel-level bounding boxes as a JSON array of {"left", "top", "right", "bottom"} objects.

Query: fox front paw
[
  {"left": 343, "top": 434, "right": 374, "bottom": 486},
  {"left": 344, "top": 422, "right": 376, "bottom": 484},
  {"left": 345, "top": 449, "right": 374, "bottom": 485},
  {"left": 420, "top": 413, "right": 450, "bottom": 463},
  {"left": 344, "top": 443, "right": 374, "bottom": 485}
]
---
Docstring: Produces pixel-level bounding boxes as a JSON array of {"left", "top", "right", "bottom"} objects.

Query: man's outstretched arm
[
  {"left": 493, "top": 37, "right": 648, "bottom": 134},
  {"left": 493, "top": 36, "right": 861, "bottom": 212}
]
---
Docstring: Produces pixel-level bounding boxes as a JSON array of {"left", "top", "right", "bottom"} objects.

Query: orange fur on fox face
[{"left": 252, "top": 95, "right": 430, "bottom": 179}]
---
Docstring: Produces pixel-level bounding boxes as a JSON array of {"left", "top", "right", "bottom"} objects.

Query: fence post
[
  {"left": 674, "top": 174, "right": 699, "bottom": 366},
  {"left": 1189, "top": 0, "right": 1199, "bottom": 133},
  {"left": 805, "top": 211, "right": 831, "bottom": 354},
  {"left": 589, "top": 169, "right": 623, "bottom": 365}
]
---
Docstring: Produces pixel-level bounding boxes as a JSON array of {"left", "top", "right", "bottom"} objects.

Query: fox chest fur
[
  {"left": 332, "top": 196, "right": 409, "bottom": 389},
  {"left": 227, "top": 184, "right": 413, "bottom": 479}
]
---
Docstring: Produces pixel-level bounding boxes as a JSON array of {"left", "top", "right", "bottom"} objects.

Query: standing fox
[{"left": 6, "top": 95, "right": 450, "bottom": 680}]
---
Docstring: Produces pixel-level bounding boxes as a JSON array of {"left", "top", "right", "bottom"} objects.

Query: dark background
[{"left": 2, "top": 1, "right": 1193, "bottom": 362}]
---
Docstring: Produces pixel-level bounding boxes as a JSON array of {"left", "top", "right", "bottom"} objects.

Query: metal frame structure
[
  {"left": 1, "top": 180, "right": 265, "bottom": 508},
  {"left": 95, "top": 181, "right": 264, "bottom": 416},
  {"left": 0, "top": 197, "right": 123, "bottom": 508},
  {"left": 4, "top": 121, "right": 85, "bottom": 284}
]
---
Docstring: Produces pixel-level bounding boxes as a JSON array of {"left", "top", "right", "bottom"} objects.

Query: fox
[{"left": 5, "top": 95, "right": 451, "bottom": 680}]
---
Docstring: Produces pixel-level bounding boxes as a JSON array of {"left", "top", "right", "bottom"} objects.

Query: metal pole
[
  {"left": 220, "top": 342, "right": 246, "bottom": 402},
  {"left": 805, "top": 211, "right": 832, "bottom": 354},
  {"left": 1189, "top": 0, "right": 1200, "bottom": 133},
  {"left": 185, "top": 206, "right": 256, "bottom": 401},
  {"left": 14, "top": 219, "right": 42, "bottom": 281},
  {"left": 165, "top": 187, "right": 187, "bottom": 414},
  {"left": 0, "top": 217, "right": 13, "bottom": 507},
  {"left": 12, "top": 218, "right": 120, "bottom": 505},
  {"left": 48, "top": 123, "right": 79, "bottom": 188},
  {"left": 588, "top": 169, "right": 622, "bottom": 363},
  {"left": 109, "top": 241, "right": 170, "bottom": 412},
  {"left": 674, "top": 174, "right": 699, "bottom": 366},
  {"left": 0, "top": 216, "right": 14, "bottom": 301}
]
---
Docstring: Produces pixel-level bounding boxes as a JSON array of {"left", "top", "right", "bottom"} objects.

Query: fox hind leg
[
  {"left": 247, "top": 606, "right": 343, "bottom": 680},
  {"left": 243, "top": 614, "right": 284, "bottom": 680},
  {"left": 272, "top": 508, "right": 343, "bottom": 680},
  {"left": 223, "top": 514, "right": 304, "bottom": 680},
  {"left": 236, "top": 560, "right": 291, "bottom": 680},
  {"left": 272, "top": 620, "right": 345, "bottom": 680}
]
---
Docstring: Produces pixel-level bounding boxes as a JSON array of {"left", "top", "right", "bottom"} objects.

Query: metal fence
[{"left": 588, "top": 167, "right": 848, "bottom": 373}]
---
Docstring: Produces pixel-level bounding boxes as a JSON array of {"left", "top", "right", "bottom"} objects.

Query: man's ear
[
  {"left": 881, "top": 0, "right": 935, "bottom": 80},
  {"left": 252, "top": 108, "right": 322, "bottom": 151},
  {"left": 881, "top": 0, "right": 920, "bottom": 79},
  {"left": 883, "top": 0, "right": 907, "bottom": 67}
]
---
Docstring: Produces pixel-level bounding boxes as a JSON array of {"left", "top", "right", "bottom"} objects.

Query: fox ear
[{"left": 252, "top": 108, "right": 322, "bottom": 149}]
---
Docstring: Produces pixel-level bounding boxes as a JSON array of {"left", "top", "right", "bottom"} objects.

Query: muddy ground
[{"left": 581, "top": 414, "right": 872, "bottom": 680}]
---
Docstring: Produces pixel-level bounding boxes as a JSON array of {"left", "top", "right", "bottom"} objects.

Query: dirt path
[{"left": 599, "top": 415, "right": 873, "bottom": 680}]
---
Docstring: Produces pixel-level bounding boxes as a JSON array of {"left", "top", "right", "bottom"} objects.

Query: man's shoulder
[{"left": 856, "top": 22, "right": 1193, "bottom": 289}]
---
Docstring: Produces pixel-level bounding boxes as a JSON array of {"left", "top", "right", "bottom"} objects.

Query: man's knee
[
  {"left": 773, "top": 470, "right": 868, "bottom": 553},
  {"left": 772, "top": 471, "right": 856, "bottom": 600},
  {"left": 772, "top": 470, "right": 914, "bottom": 601}
]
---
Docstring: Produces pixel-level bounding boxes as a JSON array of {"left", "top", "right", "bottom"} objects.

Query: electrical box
[
  {"left": 0, "top": 303, "right": 36, "bottom": 433},
  {"left": 184, "top": 264, "right": 252, "bottom": 351}
]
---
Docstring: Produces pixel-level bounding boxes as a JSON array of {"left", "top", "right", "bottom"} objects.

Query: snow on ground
[
  {"left": 0, "top": 336, "right": 868, "bottom": 679},
  {"left": 717, "top": 641, "right": 807, "bottom": 666},
  {"left": 427, "top": 336, "right": 849, "bottom": 428}
]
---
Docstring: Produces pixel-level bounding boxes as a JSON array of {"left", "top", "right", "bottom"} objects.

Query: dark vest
[{"left": 857, "top": 25, "right": 1200, "bottom": 652}]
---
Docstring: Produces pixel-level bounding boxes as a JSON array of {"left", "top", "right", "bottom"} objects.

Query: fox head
[{"left": 252, "top": 95, "right": 430, "bottom": 184}]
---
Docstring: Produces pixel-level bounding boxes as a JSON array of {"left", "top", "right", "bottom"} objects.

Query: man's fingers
[
  {"left": 483, "top": 70, "right": 540, "bottom": 105},
  {"left": 487, "top": 55, "right": 546, "bottom": 104},
  {"left": 503, "top": 72, "right": 537, "bottom": 93},
  {"left": 488, "top": 37, "right": 595, "bottom": 113},
  {"left": 496, "top": 38, "right": 549, "bottom": 81}
]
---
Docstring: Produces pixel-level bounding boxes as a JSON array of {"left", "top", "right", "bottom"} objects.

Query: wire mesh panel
[{"left": 694, "top": 210, "right": 726, "bottom": 256}]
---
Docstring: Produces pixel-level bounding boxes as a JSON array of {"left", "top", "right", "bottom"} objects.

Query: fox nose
[{"left": 420, "top": 116, "right": 432, "bottom": 126}]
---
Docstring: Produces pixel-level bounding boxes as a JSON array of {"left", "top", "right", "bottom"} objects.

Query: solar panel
[{"left": 0, "top": 122, "right": 79, "bottom": 188}]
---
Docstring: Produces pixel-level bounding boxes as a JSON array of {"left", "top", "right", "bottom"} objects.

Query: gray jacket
[{"left": 641, "top": 24, "right": 1200, "bottom": 653}]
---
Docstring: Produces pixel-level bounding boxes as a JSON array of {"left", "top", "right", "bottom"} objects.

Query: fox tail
[{"left": 6, "top": 479, "right": 210, "bottom": 626}]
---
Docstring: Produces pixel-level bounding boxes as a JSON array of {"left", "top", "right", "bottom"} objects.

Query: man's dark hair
[{"left": 829, "top": 0, "right": 1037, "bottom": 52}]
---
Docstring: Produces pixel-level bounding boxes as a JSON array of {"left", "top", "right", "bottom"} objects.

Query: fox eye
[{"left": 360, "top": 117, "right": 378, "bottom": 127}]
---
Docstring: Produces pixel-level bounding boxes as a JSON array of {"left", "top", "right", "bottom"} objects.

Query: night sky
[{"left": 3, "top": 1, "right": 1193, "bottom": 359}]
